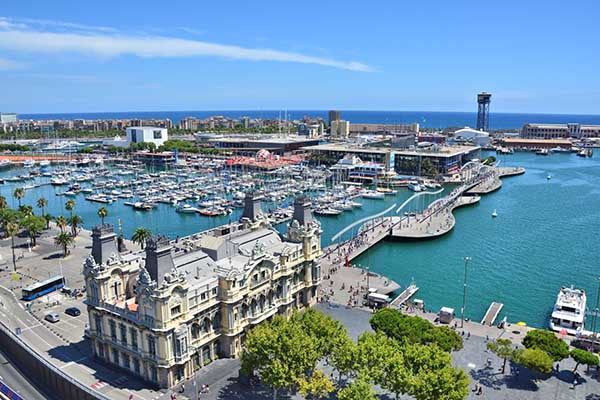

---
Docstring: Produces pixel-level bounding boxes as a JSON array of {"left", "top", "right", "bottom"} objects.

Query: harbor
[{"left": 1, "top": 150, "right": 599, "bottom": 330}]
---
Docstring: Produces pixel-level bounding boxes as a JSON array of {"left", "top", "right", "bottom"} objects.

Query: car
[
  {"left": 65, "top": 307, "right": 81, "bottom": 317},
  {"left": 45, "top": 312, "right": 60, "bottom": 323}
]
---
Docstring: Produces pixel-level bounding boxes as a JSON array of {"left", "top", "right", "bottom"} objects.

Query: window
[
  {"left": 171, "top": 305, "right": 181, "bottom": 316},
  {"left": 148, "top": 335, "right": 156, "bottom": 357},
  {"left": 112, "top": 348, "right": 119, "bottom": 365},
  {"left": 123, "top": 354, "right": 130, "bottom": 369},
  {"left": 150, "top": 366, "right": 158, "bottom": 382},
  {"left": 212, "top": 288, "right": 217, "bottom": 296},
  {"left": 94, "top": 315, "right": 103, "bottom": 335},
  {"left": 109, "top": 320, "right": 116, "bottom": 341},
  {"left": 130, "top": 327, "right": 138, "bottom": 351},
  {"left": 153, "top": 130, "right": 162, "bottom": 139},
  {"left": 133, "top": 358, "right": 140, "bottom": 374},
  {"left": 119, "top": 323, "right": 127, "bottom": 346},
  {"left": 200, "top": 292, "right": 207, "bottom": 301}
]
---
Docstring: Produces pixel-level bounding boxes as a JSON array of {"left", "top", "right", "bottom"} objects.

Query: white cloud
[
  {"left": 0, "top": 17, "right": 373, "bottom": 72},
  {"left": 0, "top": 57, "right": 25, "bottom": 70}
]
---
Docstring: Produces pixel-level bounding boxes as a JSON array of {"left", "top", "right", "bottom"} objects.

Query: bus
[{"left": 22, "top": 276, "right": 65, "bottom": 301}]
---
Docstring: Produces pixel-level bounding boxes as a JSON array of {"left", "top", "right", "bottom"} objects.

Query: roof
[
  {"left": 502, "top": 138, "right": 572, "bottom": 144},
  {"left": 304, "top": 143, "right": 479, "bottom": 157}
]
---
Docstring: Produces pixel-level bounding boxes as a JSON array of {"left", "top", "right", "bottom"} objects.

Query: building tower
[
  {"left": 476, "top": 92, "right": 491, "bottom": 131},
  {"left": 328, "top": 110, "right": 341, "bottom": 126}
]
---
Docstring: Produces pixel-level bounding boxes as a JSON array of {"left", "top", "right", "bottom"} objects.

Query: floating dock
[
  {"left": 390, "top": 283, "right": 419, "bottom": 308},
  {"left": 481, "top": 301, "right": 504, "bottom": 326}
]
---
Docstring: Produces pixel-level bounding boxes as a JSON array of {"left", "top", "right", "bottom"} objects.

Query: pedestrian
[
  {"left": 555, "top": 363, "right": 560, "bottom": 372},
  {"left": 180, "top": 383, "right": 185, "bottom": 393},
  {"left": 477, "top": 386, "right": 483, "bottom": 395}
]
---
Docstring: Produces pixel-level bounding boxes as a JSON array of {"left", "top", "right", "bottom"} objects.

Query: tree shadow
[
  {"left": 217, "top": 377, "right": 290, "bottom": 400},
  {"left": 43, "top": 253, "right": 64, "bottom": 260},
  {"left": 586, "top": 395, "right": 600, "bottom": 400}
]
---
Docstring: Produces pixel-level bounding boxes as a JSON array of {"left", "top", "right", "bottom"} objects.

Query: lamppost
[
  {"left": 461, "top": 257, "right": 472, "bottom": 328},
  {"left": 593, "top": 277, "right": 600, "bottom": 347}
]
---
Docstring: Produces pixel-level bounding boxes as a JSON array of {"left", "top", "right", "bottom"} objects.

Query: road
[{"left": 0, "top": 347, "right": 49, "bottom": 400}]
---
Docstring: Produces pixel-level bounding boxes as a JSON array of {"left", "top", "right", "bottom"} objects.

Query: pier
[
  {"left": 481, "top": 301, "right": 504, "bottom": 326},
  {"left": 390, "top": 283, "right": 419, "bottom": 308}
]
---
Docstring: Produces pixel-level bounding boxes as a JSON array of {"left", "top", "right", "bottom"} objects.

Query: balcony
[{"left": 248, "top": 304, "right": 279, "bottom": 325}]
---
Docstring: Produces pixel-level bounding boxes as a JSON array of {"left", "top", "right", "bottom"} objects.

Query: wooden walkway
[
  {"left": 481, "top": 301, "right": 504, "bottom": 326},
  {"left": 390, "top": 283, "right": 419, "bottom": 308}
]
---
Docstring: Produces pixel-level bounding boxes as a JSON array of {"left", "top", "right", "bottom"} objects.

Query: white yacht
[
  {"left": 23, "top": 159, "right": 36, "bottom": 168},
  {"left": 0, "top": 159, "right": 12, "bottom": 170},
  {"left": 361, "top": 190, "right": 385, "bottom": 199},
  {"left": 408, "top": 181, "right": 422, "bottom": 192},
  {"left": 549, "top": 286, "right": 587, "bottom": 335},
  {"left": 176, "top": 204, "right": 200, "bottom": 213}
]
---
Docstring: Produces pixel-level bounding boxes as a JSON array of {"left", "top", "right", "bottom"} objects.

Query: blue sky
[{"left": 0, "top": 0, "right": 599, "bottom": 114}]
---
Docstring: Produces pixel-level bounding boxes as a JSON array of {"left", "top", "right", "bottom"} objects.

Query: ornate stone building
[{"left": 83, "top": 194, "right": 322, "bottom": 388}]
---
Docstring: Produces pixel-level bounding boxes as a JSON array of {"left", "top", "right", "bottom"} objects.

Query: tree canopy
[
  {"left": 370, "top": 308, "right": 463, "bottom": 352},
  {"left": 522, "top": 329, "right": 569, "bottom": 361},
  {"left": 517, "top": 348, "right": 553, "bottom": 374},
  {"left": 570, "top": 348, "right": 599, "bottom": 371},
  {"left": 487, "top": 338, "right": 519, "bottom": 374}
]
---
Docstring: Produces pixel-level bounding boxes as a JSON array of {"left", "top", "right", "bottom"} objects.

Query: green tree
[
  {"left": 132, "top": 227, "right": 151, "bottom": 249},
  {"left": 354, "top": 332, "right": 397, "bottom": 385},
  {"left": 337, "top": 379, "right": 377, "bottom": 400},
  {"left": 97, "top": 206, "right": 108, "bottom": 225},
  {"left": 241, "top": 315, "right": 320, "bottom": 400},
  {"left": 13, "top": 187, "right": 24, "bottom": 207},
  {"left": 397, "top": 342, "right": 469, "bottom": 400},
  {"left": 19, "top": 205, "right": 33, "bottom": 217},
  {"left": 0, "top": 208, "right": 23, "bottom": 235},
  {"left": 517, "top": 348, "right": 553, "bottom": 374},
  {"left": 36, "top": 197, "right": 48, "bottom": 215},
  {"left": 296, "top": 369, "right": 334, "bottom": 400},
  {"left": 69, "top": 214, "right": 83, "bottom": 236},
  {"left": 570, "top": 348, "right": 599, "bottom": 372},
  {"left": 42, "top": 213, "right": 52, "bottom": 229},
  {"left": 5, "top": 222, "right": 19, "bottom": 271},
  {"left": 54, "top": 232, "right": 74, "bottom": 257},
  {"left": 65, "top": 199, "right": 75, "bottom": 217},
  {"left": 370, "top": 308, "right": 463, "bottom": 352},
  {"left": 0, "top": 195, "right": 7, "bottom": 209},
  {"left": 21, "top": 215, "right": 46, "bottom": 247},
  {"left": 522, "top": 329, "right": 569, "bottom": 361},
  {"left": 55, "top": 215, "right": 68, "bottom": 233},
  {"left": 487, "top": 339, "right": 519, "bottom": 374}
]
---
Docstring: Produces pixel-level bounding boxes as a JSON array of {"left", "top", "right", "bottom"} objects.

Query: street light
[
  {"left": 593, "top": 277, "right": 600, "bottom": 347},
  {"left": 461, "top": 257, "right": 472, "bottom": 328}
]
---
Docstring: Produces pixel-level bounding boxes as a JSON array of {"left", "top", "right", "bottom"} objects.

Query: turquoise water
[{"left": 1, "top": 151, "right": 599, "bottom": 328}]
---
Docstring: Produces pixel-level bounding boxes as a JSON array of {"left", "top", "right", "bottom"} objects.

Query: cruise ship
[{"left": 549, "top": 286, "right": 587, "bottom": 335}]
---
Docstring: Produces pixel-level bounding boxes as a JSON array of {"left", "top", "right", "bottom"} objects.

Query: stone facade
[{"left": 83, "top": 197, "right": 322, "bottom": 388}]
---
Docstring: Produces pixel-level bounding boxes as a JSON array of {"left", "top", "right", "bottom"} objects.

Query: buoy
[{"left": 492, "top": 209, "right": 497, "bottom": 218}]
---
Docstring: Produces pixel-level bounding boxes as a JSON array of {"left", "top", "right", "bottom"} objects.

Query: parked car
[
  {"left": 65, "top": 307, "right": 81, "bottom": 317},
  {"left": 45, "top": 312, "right": 60, "bottom": 323}
]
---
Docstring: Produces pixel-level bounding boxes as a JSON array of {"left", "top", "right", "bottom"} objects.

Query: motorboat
[
  {"left": 39, "top": 159, "right": 51, "bottom": 167},
  {"left": 536, "top": 149, "right": 549, "bottom": 156},
  {"left": 408, "top": 181, "right": 422, "bottom": 192},
  {"left": 550, "top": 147, "right": 570, "bottom": 153},
  {"left": 549, "top": 286, "right": 586, "bottom": 336},
  {"left": 50, "top": 177, "right": 68, "bottom": 186},
  {"left": 176, "top": 204, "right": 200, "bottom": 213},
  {"left": 547, "top": 174, "right": 552, "bottom": 180},
  {"left": 0, "top": 159, "right": 12, "bottom": 170},
  {"left": 314, "top": 207, "right": 342, "bottom": 216},
  {"left": 491, "top": 209, "right": 497, "bottom": 218},
  {"left": 577, "top": 149, "right": 593, "bottom": 158},
  {"left": 23, "top": 159, "right": 36, "bottom": 168},
  {"left": 361, "top": 190, "right": 385, "bottom": 199}
]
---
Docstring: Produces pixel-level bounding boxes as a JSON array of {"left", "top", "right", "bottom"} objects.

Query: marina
[{"left": 1, "top": 151, "right": 599, "bottom": 329}]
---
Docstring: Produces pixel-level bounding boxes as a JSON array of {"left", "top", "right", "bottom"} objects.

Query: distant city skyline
[{"left": 1, "top": 1, "right": 599, "bottom": 114}]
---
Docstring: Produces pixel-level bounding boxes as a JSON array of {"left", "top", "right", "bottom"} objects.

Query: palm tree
[
  {"left": 42, "top": 213, "right": 52, "bottom": 229},
  {"left": 97, "top": 206, "right": 108, "bottom": 225},
  {"left": 13, "top": 187, "right": 24, "bottom": 208},
  {"left": 55, "top": 232, "right": 74, "bottom": 257},
  {"left": 0, "top": 195, "right": 7, "bottom": 209},
  {"left": 37, "top": 197, "right": 48, "bottom": 215},
  {"left": 22, "top": 216, "right": 45, "bottom": 247},
  {"left": 19, "top": 205, "right": 33, "bottom": 217},
  {"left": 69, "top": 214, "right": 83, "bottom": 236},
  {"left": 65, "top": 199, "right": 76, "bottom": 217},
  {"left": 6, "top": 222, "right": 19, "bottom": 271},
  {"left": 132, "top": 227, "right": 151, "bottom": 249},
  {"left": 55, "top": 215, "right": 68, "bottom": 233}
]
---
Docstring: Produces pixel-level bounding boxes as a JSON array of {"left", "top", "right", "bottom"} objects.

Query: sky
[{"left": 0, "top": 0, "right": 599, "bottom": 114}]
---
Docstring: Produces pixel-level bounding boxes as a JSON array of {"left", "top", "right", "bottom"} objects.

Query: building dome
[{"left": 256, "top": 149, "right": 271, "bottom": 160}]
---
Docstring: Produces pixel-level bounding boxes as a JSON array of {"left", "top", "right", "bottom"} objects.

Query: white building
[
  {"left": 0, "top": 113, "right": 18, "bottom": 124},
  {"left": 330, "top": 120, "right": 350, "bottom": 139},
  {"left": 127, "top": 127, "right": 168, "bottom": 147},
  {"left": 521, "top": 123, "right": 600, "bottom": 139},
  {"left": 453, "top": 127, "right": 490, "bottom": 147}
]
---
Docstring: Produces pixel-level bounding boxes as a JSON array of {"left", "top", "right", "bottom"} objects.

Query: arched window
[
  {"left": 191, "top": 323, "right": 201, "bottom": 340},
  {"left": 202, "top": 317, "right": 211, "bottom": 333}
]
